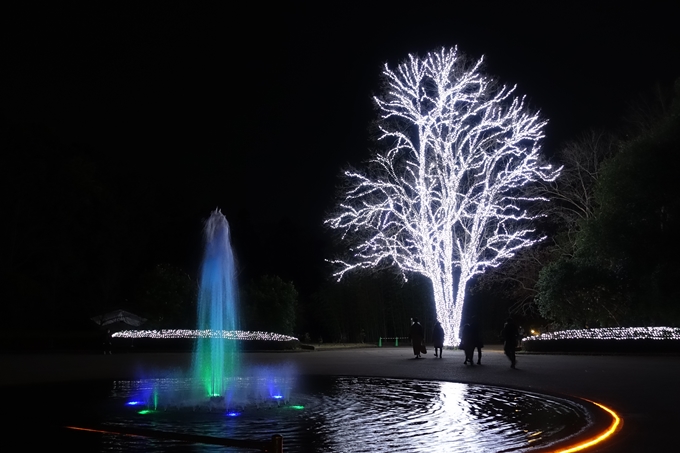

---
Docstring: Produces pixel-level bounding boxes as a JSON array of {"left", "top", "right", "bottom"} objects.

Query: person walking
[
  {"left": 470, "top": 317, "right": 484, "bottom": 365},
  {"left": 102, "top": 328, "right": 112, "bottom": 355},
  {"left": 517, "top": 325, "right": 525, "bottom": 348},
  {"left": 410, "top": 318, "right": 425, "bottom": 359},
  {"left": 461, "top": 323, "right": 475, "bottom": 365},
  {"left": 501, "top": 318, "right": 519, "bottom": 368},
  {"left": 432, "top": 321, "right": 444, "bottom": 358}
]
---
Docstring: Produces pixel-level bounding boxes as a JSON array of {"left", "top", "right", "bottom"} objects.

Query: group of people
[{"left": 408, "top": 317, "right": 521, "bottom": 368}]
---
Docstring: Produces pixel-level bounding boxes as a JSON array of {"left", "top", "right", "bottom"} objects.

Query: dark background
[{"left": 1, "top": 2, "right": 679, "bottom": 335}]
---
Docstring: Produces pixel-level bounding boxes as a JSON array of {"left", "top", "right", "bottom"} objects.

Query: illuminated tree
[{"left": 326, "top": 47, "right": 560, "bottom": 346}]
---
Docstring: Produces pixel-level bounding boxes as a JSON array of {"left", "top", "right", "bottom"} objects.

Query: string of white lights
[
  {"left": 112, "top": 329, "right": 299, "bottom": 341},
  {"left": 524, "top": 327, "right": 680, "bottom": 341}
]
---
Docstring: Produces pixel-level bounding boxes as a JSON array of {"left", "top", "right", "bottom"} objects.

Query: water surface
[{"left": 76, "top": 376, "right": 593, "bottom": 452}]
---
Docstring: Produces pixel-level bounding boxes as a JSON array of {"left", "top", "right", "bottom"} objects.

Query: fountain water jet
[
  {"left": 113, "top": 209, "right": 298, "bottom": 411},
  {"left": 191, "top": 209, "right": 239, "bottom": 401}
]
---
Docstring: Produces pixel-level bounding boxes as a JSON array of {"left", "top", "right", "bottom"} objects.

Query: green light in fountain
[
  {"left": 191, "top": 209, "right": 240, "bottom": 399},
  {"left": 153, "top": 388, "right": 158, "bottom": 410}
]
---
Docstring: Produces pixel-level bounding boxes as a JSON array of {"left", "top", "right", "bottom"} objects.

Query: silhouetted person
[
  {"left": 432, "top": 321, "right": 445, "bottom": 358},
  {"left": 410, "top": 317, "right": 424, "bottom": 359},
  {"left": 501, "top": 318, "right": 518, "bottom": 368},
  {"left": 470, "top": 317, "right": 484, "bottom": 365},
  {"left": 461, "top": 323, "right": 475, "bottom": 365},
  {"left": 517, "top": 325, "right": 525, "bottom": 348},
  {"left": 102, "top": 329, "right": 112, "bottom": 355}
]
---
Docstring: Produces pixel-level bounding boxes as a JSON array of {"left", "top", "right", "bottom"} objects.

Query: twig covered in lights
[
  {"left": 524, "top": 326, "right": 680, "bottom": 342},
  {"left": 112, "top": 329, "right": 298, "bottom": 341},
  {"left": 326, "top": 47, "right": 560, "bottom": 346}
]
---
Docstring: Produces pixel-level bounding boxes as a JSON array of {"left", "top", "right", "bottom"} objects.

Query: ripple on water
[{"left": 79, "top": 376, "right": 593, "bottom": 452}]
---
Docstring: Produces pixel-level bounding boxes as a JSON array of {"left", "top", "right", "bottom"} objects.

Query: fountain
[
  {"left": 135, "top": 208, "right": 296, "bottom": 412},
  {"left": 110, "top": 209, "right": 299, "bottom": 414},
  {"left": 191, "top": 209, "right": 240, "bottom": 402}
]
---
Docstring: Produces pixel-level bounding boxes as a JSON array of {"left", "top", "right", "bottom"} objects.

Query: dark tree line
[
  {"left": 0, "top": 118, "right": 345, "bottom": 339},
  {"left": 479, "top": 78, "right": 680, "bottom": 330},
  {"left": 537, "top": 79, "right": 680, "bottom": 328},
  {"left": 4, "top": 79, "right": 678, "bottom": 339},
  {"left": 300, "top": 273, "right": 435, "bottom": 344},
  {"left": 0, "top": 120, "right": 143, "bottom": 329}
]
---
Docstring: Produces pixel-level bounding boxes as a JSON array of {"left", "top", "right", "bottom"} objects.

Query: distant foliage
[
  {"left": 308, "top": 273, "right": 435, "bottom": 344},
  {"left": 535, "top": 258, "right": 628, "bottom": 328},
  {"left": 535, "top": 79, "right": 680, "bottom": 327},
  {"left": 242, "top": 275, "right": 298, "bottom": 336},
  {"left": 135, "top": 263, "right": 197, "bottom": 328}
]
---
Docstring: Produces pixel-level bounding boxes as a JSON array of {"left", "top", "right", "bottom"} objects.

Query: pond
[{"left": 9, "top": 376, "right": 596, "bottom": 452}]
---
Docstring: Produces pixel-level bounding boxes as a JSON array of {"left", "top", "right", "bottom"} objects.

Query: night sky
[{"left": 2, "top": 3, "right": 679, "bottom": 297}]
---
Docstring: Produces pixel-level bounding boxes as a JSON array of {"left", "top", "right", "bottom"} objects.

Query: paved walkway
[{"left": 2, "top": 345, "right": 678, "bottom": 451}]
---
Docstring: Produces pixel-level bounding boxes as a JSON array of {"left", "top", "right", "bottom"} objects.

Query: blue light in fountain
[{"left": 191, "top": 209, "right": 239, "bottom": 401}]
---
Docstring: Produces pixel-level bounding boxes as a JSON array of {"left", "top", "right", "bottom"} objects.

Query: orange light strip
[
  {"left": 552, "top": 401, "right": 621, "bottom": 453},
  {"left": 65, "top": 426, "right": 145, "bottom": 438}
]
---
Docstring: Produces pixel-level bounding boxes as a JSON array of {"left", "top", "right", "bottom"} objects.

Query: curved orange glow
[
  {"left": 552, "top": 400, "right": 621, "bottom": 453},
  {"left": 65, "top": 426, "right": 144, "bottom": 437}
]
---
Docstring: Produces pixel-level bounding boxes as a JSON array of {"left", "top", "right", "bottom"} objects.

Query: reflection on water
[
  {"left": 295, "top": 377, "right": 590, "bottom": 452},
  {"left": 62, "top": 377, "right": 592, "bottom": 452}
]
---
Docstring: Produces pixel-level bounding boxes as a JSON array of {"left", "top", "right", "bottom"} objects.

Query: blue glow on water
[
  {"left": 226, "top": 411, "right": 241, "bottom": 417},
  {"left": 273, "top": 395, "right": 283, "bottom": 399},
  {"left": 126, "top": 401, "right": 142, "bottom": 406}
]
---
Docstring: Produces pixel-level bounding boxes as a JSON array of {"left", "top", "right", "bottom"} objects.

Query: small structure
[{"left": 91, "top": 309, "right": 147, "bottom": 331}]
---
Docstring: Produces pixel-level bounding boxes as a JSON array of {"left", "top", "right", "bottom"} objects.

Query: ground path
[{"left": 2, "top": 345, "right": 678, "bottom": 451}]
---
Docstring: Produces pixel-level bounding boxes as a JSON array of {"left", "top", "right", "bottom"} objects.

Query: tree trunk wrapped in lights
[{"left": 326, "top": 47, "right": 560, "bottom": 346}]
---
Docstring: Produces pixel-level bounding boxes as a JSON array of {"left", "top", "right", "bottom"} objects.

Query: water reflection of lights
[
  {"left": 438, "top": 382, "right": 479, "bottom": 444},
  {"left": 318, "top": 379, "right": 591, "bottom": 452}
]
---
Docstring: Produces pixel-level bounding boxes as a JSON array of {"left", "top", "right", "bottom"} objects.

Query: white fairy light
[
  {"left": 112, "top": 329, "right": 298, "bottom": 342},
  {"left": 326, "top": 47, "right": 560, "bottom": 346},
  {"left": 524, "top": 326, "right": 680, "bottom": 342}
]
